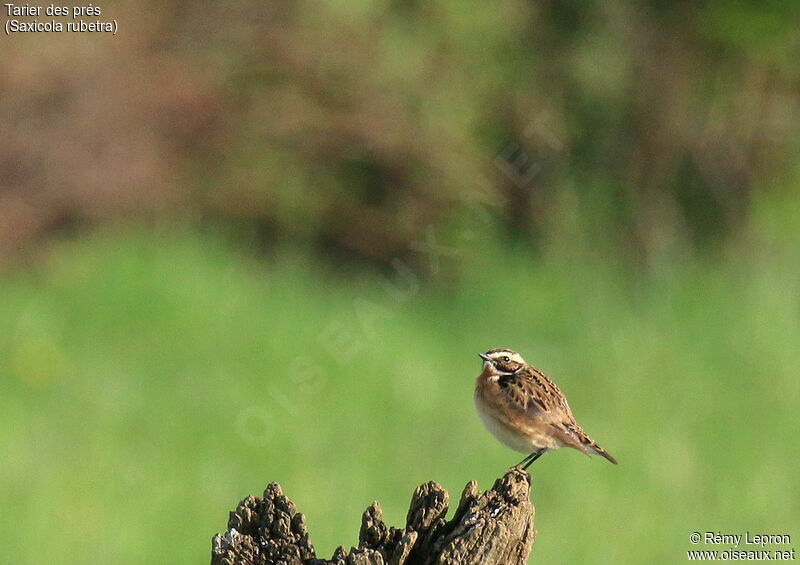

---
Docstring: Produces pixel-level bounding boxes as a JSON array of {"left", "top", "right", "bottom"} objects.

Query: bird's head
[{"left": 479, "top": 348, "right": 525, "bottom": 380}]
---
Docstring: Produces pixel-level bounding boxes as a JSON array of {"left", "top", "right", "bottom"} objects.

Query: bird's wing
[
  {"left": 499, "top": 366, "right": 618, "bottom": 463},
  {"left": 498, "top": 365, "right": 573, "bottom": 417}
]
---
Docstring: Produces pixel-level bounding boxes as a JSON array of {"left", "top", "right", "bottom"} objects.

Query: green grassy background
[
  {"left": 2, "top": 205, "right": 798, "bottom": 563},
  {"left": 3, "top": 2, "right": 800, "bottom": 563}
]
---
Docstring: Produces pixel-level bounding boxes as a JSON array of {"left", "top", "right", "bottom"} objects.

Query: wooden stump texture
[{"left": 211, "top": 468, "right": 535, "bottom": 565}]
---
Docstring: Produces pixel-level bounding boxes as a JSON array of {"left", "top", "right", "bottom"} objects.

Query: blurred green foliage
[
  {"left": 2, "top": 2, "right": 800, "bottom": 563},
  {"left": 1, "top": 207, "right": 798, "bottom": 562},
  {"left": 2, "top": 1, "right": 800, "bottom": 266}
]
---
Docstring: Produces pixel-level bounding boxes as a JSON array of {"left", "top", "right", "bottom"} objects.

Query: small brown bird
[{"left": 474, "top": 348, "right": 617, "bottom": 469}]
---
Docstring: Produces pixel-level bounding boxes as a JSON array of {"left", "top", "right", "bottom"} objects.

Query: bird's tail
[
  {"left": 585, "top": 437, "right": 618, "bottom": 465},
  {"left": 553, "top": 422, "right": 618, "bottom": 464}
]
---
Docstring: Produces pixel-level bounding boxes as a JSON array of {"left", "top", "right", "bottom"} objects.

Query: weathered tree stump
[{"left": 211, "top": 468, "right": 535, "bottom": 565}]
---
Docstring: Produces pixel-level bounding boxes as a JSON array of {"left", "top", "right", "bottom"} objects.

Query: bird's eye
[{"left": 502, "top": 356, "right": 510, "bottom": 363}]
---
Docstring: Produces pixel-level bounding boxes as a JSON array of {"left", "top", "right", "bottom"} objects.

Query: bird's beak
[{"left": 478, "top": 353, "right": 491, "bottom": 362}]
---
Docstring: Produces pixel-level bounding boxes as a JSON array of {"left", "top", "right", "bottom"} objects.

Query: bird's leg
[
  {"left": 513, "top": 449, "right": 544, "bottom": 470},
  {"left": 520, "top": 449, "right": 546, "bottom": 470},
  {"left": 513, "top": 453, "right": 533, "bottom": 469}
]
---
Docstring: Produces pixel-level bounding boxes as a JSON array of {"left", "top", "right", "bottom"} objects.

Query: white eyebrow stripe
[{"left": 486, "top": 350, "right": 525, "bottom": 363}]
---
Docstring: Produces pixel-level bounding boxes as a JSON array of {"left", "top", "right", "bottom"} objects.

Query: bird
[{"left": 474, "top": 348, "right": 617, "bottom": 470}]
